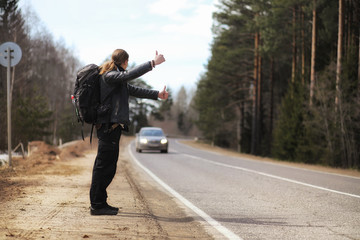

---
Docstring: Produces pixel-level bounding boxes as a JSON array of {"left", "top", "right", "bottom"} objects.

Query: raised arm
[
  {"left": 104, "top": 62, "right": 153, "bottom": 85},
  {"left": 104, "top": 51, "right": 166, "bottom": 85}
]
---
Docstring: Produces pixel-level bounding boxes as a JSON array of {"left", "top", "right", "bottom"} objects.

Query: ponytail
[
  {"left": 99, "top": 61, "right": 116, "bottom": 75},
  {"left": 99, "top": 49, "right": 129, "bottom": 75}
]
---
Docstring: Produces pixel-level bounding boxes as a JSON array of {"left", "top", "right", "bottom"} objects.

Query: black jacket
[{"left": 97, "top": 61, "right": 159, "bottom": 126}]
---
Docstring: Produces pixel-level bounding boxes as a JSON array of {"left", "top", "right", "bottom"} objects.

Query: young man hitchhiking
[{"left": 90, "top": 49, "right": 168, "bottom": 215}]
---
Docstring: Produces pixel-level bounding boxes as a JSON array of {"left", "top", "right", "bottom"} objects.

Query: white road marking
[
  {"left": 176, "top": 140, "right": 360, "bottom": 180},
  {"left": 128, "top": 145, "right": 243, "bottom": 240},
  {"left": 182, "top": 153, "right": 360, "bottom": 199}
]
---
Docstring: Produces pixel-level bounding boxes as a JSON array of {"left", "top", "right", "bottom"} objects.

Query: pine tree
[
  {"left": 13, "top": 94, "right": 53, "bottom": 146},
  {"left": 272, "top": 81, "right": 306, "bottom": 161}
]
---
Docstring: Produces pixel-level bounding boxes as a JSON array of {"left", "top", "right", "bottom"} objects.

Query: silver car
[{"left": 135, "top": 127, "right": 168, "bottom": 153}]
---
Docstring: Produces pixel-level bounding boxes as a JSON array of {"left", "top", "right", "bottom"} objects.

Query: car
[{"left": 135, "top": 127, "right": 168, "bottom": 153}]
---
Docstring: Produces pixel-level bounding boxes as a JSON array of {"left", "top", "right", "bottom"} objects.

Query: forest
[
  {"left": 0, "top": 0, "right": 81, "bottom": 148},
  {"left": 1, "top": 0, "right": 360, "bottom": 169},
  {"left": 194, "top": 0, "right": 360, "bottom": 169},
  {"left": 0, "top": 1, "right": 177, "bottom": 149}
]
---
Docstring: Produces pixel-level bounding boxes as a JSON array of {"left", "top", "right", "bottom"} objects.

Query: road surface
[{"left": 129, "top": 138, "right": 360, "bottom": 240}]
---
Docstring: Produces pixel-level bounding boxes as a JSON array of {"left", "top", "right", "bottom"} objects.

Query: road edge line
[
  {"left": 176, "top": 140, "right": 360, "bottom": 180},
  {"left": 127, "top": 144, "right": 243, "bottom": 240},
  {"left": 184, "top": 154, "right": 360, "bottom": 199}
]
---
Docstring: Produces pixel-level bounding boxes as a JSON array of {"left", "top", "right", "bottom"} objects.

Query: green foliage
[
  {"left": 128, "top": 78, "right": 156, "bottom": 134},
  {"left": 173, "top": 86, "right": 194, "bottom": 135},
  {"left": 0, "top": 91, "right": 6, "bottom": 149},
  {"left": 0, "top": 0, "right": 81, "bottom": 149},
  {"left": 151, "top": 87, "right": 173, "bottom": 121},
  {"left": 316, "top": 0, "right": 339, "bottom": 70},
  {"left": 57, "top": 104, "right": 81, "bottom": 143},
  {"left": 131, "top": 111, "right": 149, "bottom": 135},
  {"left": 296, "top": 61, "right": 359, "bottom": 168},
  {"left": 13, "top": 94, "right": 53, "bottom": 145},
  {"left": 295, "top": 112, "right": 331, "bottom": 165},
  {"left": 194, "top": 72, "right": 234, "bottom": 143},
  {"left": 193, "top": 0, "right": 360, "bottom": 169},
  {"left": 1, "top": 0, "right": 359, "bottom": 170},
  {"left": 272, "top": 81, "right": 306, "bottom": 161},
  {"left": 177, "top": 112, "right": 185, "bottom": 132}
]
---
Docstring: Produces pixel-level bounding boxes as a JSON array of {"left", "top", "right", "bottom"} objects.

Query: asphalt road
[{"left": 128, "top": 138, "right": 360, "bottom": 240}]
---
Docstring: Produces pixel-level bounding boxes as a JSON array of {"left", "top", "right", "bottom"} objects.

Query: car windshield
[{"left": 140, "top": 129, "right": 164, "bottom": 137}]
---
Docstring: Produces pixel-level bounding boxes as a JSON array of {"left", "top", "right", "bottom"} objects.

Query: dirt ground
[{"left": 0, "top": 137, "right": 213, "bottom": 240}]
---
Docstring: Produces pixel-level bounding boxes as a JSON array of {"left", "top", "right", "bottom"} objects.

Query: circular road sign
[{"left": 0, "top": 42, "right": 22, "bottom": 67}]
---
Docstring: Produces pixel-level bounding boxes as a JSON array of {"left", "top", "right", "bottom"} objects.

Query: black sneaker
[
  {"left": 90, "top": 206, "right": 118, "bottom": 216},
  {"left": 105, "top": 203, "right": 119, "bottom": 212}
]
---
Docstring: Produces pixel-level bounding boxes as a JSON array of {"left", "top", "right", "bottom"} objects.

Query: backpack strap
[
  {"left": 81, "top": 122, "right": 85, "bottom": 141},
  {"left": 90, "top": 123, "right": 95, "bottom": 144}
]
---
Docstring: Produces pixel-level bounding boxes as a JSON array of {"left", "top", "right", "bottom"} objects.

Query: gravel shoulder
[{"left": 0, "top": 136, "right": 212, "bottom": 240}]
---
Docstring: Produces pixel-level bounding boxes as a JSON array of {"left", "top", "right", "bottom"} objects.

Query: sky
[{"left": 18, "top": 0, "right": 219, "bottom": 94}]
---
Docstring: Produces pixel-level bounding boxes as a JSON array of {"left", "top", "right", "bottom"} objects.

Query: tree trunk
[
  {"left": 335, "top": 0, "right": 343, "bottom": 109},
  {"left": 52, "top": 103, "right": 58, "bottom": 145},
  {"left": 251, "top": 31, "right": 260, "bottom": 155},
  {"left": 236, "top": 104, "right": 242, "bottom": 153},
  {"left": 256, "top": 44, "right": 262, "bottom": 154},
  {"left": 241, "top": 101, "right": 244, "bottom": 144},
  {"left": 357, "top": 4, "right": 360, "bottom": 93},
  {"left": 291, "top": 6, "right": 297, "bottom": 83},
  {"left": 301, "top": 8, "right": 306, "bottom": 85},
  {"left": 358, "top": 30, "right": 360, "bottom": 91},
  {"left": 344, "top": 0, "right": 353, "bottom": 58},
  {"left": 310, "top": 0, "right": 317, "bottom": 106},
  {"left": 269, "top": 58, "right": 274, "bottom": 140}
]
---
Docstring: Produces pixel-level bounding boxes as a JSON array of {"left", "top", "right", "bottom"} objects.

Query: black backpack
[
  {"left": 72, "top": 64, "right": 111, "bottom": 142},
  {"left": 73, "top": 64, "right": 101, "bottom": 125}
]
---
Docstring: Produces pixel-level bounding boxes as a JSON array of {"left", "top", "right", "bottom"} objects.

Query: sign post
[
  {"left": 6, "top": 47, "right": 12, "bottom": 166},
  {"left": 0, "top": 42, "right": 22, "bottom": 167}
]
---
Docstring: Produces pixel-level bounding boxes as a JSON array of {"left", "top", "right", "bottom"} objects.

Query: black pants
[{"left": 90, "top": 124, "right": 122, "bottom": 209}]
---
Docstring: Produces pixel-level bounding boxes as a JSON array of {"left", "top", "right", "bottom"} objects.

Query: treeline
[
  {"left": 0, "top": 0, "right": 82, "bottom": 149},
  {"left": 0, "top": 0, "right": 176, "bottom": 150},
  {"left": 194, "top": 0, "right": 360, "bottom": 168},
  {"left": 150, "top": 86, "right": 200, "bottom": 137}
]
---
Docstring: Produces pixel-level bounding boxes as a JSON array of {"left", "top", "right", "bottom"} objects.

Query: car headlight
[
  {"left": 140, "top": 138, "right": 148, "bottom": 144},
  {"left": 160, "top": 139, "right": 168, "bottom": 144}
]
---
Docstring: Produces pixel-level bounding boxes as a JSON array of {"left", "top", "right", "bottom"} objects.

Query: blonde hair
[{"left": 99, "top": 49, "right": 129, "bottom": 75}]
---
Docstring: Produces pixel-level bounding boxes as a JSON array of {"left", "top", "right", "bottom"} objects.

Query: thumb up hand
[
  {"left": 154, "top": 50, "right": 165, "bottom": 66},
  {"left": 158, "top": 85, "right": 169, "bottom": 100}
]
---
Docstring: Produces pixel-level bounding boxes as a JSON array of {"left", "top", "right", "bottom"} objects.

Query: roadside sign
[
  {"left": 0, "top": 42, "right": 22, "bottom": 167},
  {"left": 0, "top": 42, "right": 22, "bottom": 67}
]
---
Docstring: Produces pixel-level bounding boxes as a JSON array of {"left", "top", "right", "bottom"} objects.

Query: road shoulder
[{"left": 0, "top": 137, "right": 213, "bottom": 239}]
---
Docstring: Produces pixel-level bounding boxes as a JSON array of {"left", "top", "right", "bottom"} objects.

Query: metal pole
[{"left": 7, "top": 47, "right": 12, "bottom": 166}]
